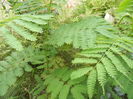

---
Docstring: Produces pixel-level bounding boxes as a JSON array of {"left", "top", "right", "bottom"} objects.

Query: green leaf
[
  {"left": 72, "top": 58, "right": 97, "bottom": 64},
  {"left": 7, "top": 22, "right": 37, "bottom": 41},
  {"left": 20, "top": 16, "right": 47, "bottom": 25},
  {"left": 0, "top": 47, "right": 45, "bottom": 96},
  {"left": 0, "top": 27, "right": 23, "bottom": 51},
  {"left": 0, "top": 83, "right": 8, "bottom": 96},
  {"left": 59, "top": 84, "right": 71, "bottom": 99},
  {"left": 51, "top": 80, "right": 64, "bottom": 99},
  {"left": 71, "top": 85, "right": 86, "bottom": 99},
  {"left": 87, "top": 69, "right": 97, "bottom": 99},
  {"left": 0, "top": 14, "right": 52, "bottom": 50},
  {"left": 106, "top": 52, "right": 129, "bottom": 78},
  {"left": 24, "top": 65, "right": 33, "bottom": 72},
  {"left": 13, "top": 20, "right": 43, "bottom": 33},
  {"left": 71, "top": 67, "right": 92, "bottom": 80},
  {"left": 96, "top": 63, "right": 107, "bottom": 94},
  {"left": 77, "top": 53, "right": 102, "bottom": 58},
  {"left": 37, "top": 94, "right": 47, "bottom": 99},
  {"left": 49, "top": 16, "right": 117, "bottom": 49},
  {"left": 102, "top": 57, "right": 117, "bottom": 79},
  {"left": 117, "top": 0, "right": 133, "bottom": 13}
]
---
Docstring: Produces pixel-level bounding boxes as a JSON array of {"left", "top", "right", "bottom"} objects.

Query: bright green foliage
[
  {"left": 87, "top": 69, "right": 97, "bottom": 99},
  {"left": 71, "top": 84, "right": 87, "bottom": 99},
  {"left": 72, "top": 58, "right": 97, "bottom": 64},
  {"left": 118, "top": 0, "right": 133, "bottom": 13},
  {"left": 44, "top": 68, "right": 87, "bottom": 99},
  {"left": 117, "top": 74, "right": 133, "bottom": 99},
  {"left": 0, "top": 27, "right": 23, "bottom": 51},
  {"left": 59, "top": 84, "right": 71, "bottom": 99},
  {"left": 0, "top": 47, "right": 46, "bottom": 96},
  {"left": 71, "top": 67, "right": 92, "bottom": 80},
  {"left": 71, "top": 37, "right": 133, "bottom": 98},
  {"left": 117, "top": 0, "right": 133, "bottom": 37},
  {"left": 102, "top": 57, "right": 117, "bottom": 79},
  {"left": 49, "top": 16, "right": 118, "bottom": 49},
  {"left": 96, "top": 63, "right": 107, "bottom": 94},
  {"left": 14, "top": 0, "right": 46, "bottom": 14},
  {"left": 105, "top": 52, "right": 129, "bottom": 78},
  {"left": 0, "top": 14, "right": 53, "bottom": 50},
  {"left": 0, "top": 0, "right": 133, "bottom": 98}
]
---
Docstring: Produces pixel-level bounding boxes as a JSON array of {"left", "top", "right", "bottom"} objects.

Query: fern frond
[
  {"left": 59, "top": 84, "right": 71, "bottom": 99},
  {"left": 72, "top": 58, "right": 97, "bottom": 64},
  {"left": 114, "top": 42, "right": 133, "bottom": 53},
  {"left": 44, "top": 68, "right": 86, "bottom": 99},
  {"left": 0, "top": 14, "right": 53, "bottom": 50},
  {"left": 44, "top": 68, "right": 71, "bottom": 99},
  {"left": 78, "top": 48, "right": 107, "bottom": 54},
  {"left": 14, "top": 0, "right": 46, "bottom": 14},
  {"left": 62, "top": 70, "right": 73, "bottom": 82},
  {"left": 105, "top": 52, "right": 128, "bottom": 78},
  {"left": 0, "top": 27, "right": 23, "bottom": 51},
  {"left": 0, "top": 47, "right": 45, "bottom": 96},
  {"left": 69, "top": 77, "right": 86, "bottom": 86},
  {"left": 20, "top": 16, "right": 47, "bottom": 25},
  {"left": 71, "top": 84, "right": 87, "bottom": 99},
  {"left": 46, "top": 78, "right": 59, "bottom": 93},
  {"left": 77, "top": 53, "right": 102, "bottom": 58},
  {"left": 96, "top": 26, "right": 118, "bottom": 38},
  {"left": 71, "top": 67, "right": 92, "bottom": 80},
  {"left": 72, "top": 37, "right": 133, "bottom": 98},
  {"left": 49, "top": 16, "right": 118, "bottom": 49},
  {"left": 96, "top": 63, "right": 107, "bottom": 94},
  {"left": 13, "top": 20, "right": 43, "bottom": 33},
  {"left": 121, "top": 37, "right": 133, "bottom": 44},
  {"left": 87, "top": 69, "right": 97, "bottom": 99},
  {"left": 31, "top": 14, "right": 54, "bottom": 20},
  {"left": 101, "top": 57, "right": 118, "bottom": 79},
  {"left": 7, "top": 22, "right": 37, "bottom": 41},
  {"left": 51, "top": 80, "right": 64, "bottom": 99},
  {"left": 120, "top": 55, "right": 133, "bottom": 69}
]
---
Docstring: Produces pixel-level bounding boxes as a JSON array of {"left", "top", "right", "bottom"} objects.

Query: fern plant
[
  {"left": 49, "top": 16, "right": 118, "bottom": 49},
  {"left": 0, "top": 14, "right": 53, "bottom": 51},
  {"left": 0, "top": 47, "right": 46, "bottom": 96},
  {"left": 71, "top": 36, "right": 133, "bottom": 99},
  {"left": 0, "top": 0, "right": 133, "bottom": 99},
  {"left": 44, "top": 68, "right": 87, "bottom": 99}
]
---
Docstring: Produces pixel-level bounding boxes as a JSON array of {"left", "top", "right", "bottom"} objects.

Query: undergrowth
[{"left": 0, "top": 0, "right": 133, "bottom": 99}]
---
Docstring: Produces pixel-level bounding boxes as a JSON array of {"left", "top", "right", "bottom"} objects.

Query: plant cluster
[{"left": 0, "top": 0, "right": 133, "bottom": 99}]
